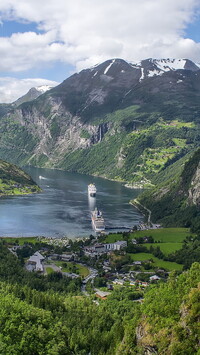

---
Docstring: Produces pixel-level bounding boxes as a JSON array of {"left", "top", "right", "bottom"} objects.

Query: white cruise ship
[
  {"left": 91, "top": 208, "right": 105, "bottom": 232},
  {"left": 88, "top": 183, "right": 97, "bottom": 197}
]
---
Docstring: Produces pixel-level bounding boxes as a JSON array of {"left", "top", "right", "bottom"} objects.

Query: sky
[{"left": 0, "top": 0, "right": 200, "bottom": 103}]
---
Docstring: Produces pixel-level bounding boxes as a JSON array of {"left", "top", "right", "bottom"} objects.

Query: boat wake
[{"left": 39, "top": 175, "right": 48, "bottom": 180}]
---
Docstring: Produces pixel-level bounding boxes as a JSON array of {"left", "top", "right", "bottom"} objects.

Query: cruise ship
[
  {"left": 88, "top": 183, "right": 97, "bottom": 197},
  {"left": 91, "top": 208, "right": 105, "bottom": 232}
]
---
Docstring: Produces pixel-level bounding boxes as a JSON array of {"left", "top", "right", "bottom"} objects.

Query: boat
[
  {"left": 91, "top": 208, "right": 105, "bottom": 232},
  {"left": 88, "top": 183, "right": 97, "bottom": 197}
]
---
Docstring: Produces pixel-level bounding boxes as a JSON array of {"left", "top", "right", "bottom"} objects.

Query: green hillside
[
  {"left": 137, "top": 148, "right": 200, "bottom": 231},
  {"left": 0, "top": 59, "right": 200, "bottom": 188},
  {"left": 0, "top": 241, "right": 199, "bottom": 354},
  {"left": 0, "top": 159, "right": 40, "bottom": 196}
]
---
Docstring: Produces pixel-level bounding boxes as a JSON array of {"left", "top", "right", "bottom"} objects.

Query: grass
[
  {"left": 0, "top": 237, "right": 38, "bottom": 245},
  {"left": 104, "top": 233, "right": 124, "bottom": 243},
  {"left": 46, "top": 267, "right": 54, "bottom": 275},
  {"left": 145, "top": 242, "right": 183, "bottom": 255},
  {"left": 53, "top": 261, "right": 89, "bottom": 278},
  {"left": 105, "top": 228, "right": 191, "bottom": 244},
  {"left": 128, "top": 252, "right": 183, "bottom": 271},
  {"left": 131, "top": 228, "right": 192, "bottom": 243}
]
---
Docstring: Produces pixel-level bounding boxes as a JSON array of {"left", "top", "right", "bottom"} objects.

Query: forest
[{"left": 0, "top": 241, "right": 199, "bottom": 354}]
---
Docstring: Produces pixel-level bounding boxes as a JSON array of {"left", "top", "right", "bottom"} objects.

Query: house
[
  {"left": 130, "top": 281, "right": 136, "bottom": 286},
  {"left": 94, "top": 244, "right": 106, "bottom": 253},
  {"left": 149, "top": 275, "right": 161, "bottom": 282},
  {"left": 113, "top": 240, "right": 127, "bottom": 250},
  {"left": 113, "top": 279, "right": 124, "bottom": 285},
  {"left": 61, "top": 254, "right": 73, "bottom": 261},
  {"left": 132, "top": 239, "right": 137, "bottom": 244},
  {"left": 95, "top": 290, "right": 111, "bottom": 300},
  {"left": 139, "top": 281, "right": 149, "bottom": 287},
  {"left": 105, "top": 240, "right": 127, "bottom": 251},
  {"left": 84, "top": 240, "right": 127, "bottom": 257},
  {"left": 27, "top": 251, "right": 44, "bottom": 272},
  {"left": 133, "top": 261, "right": 142, "bottom": 265}
]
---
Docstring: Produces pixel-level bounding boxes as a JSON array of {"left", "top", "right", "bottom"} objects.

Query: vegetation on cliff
[
  {"left": 137, "top": 149, "right": 200, "bottom": 232},
  {"left": 0, "top": 159, "right": 40, "bottom": 196},
  {"left": 0, "top": 240, "right": 199, "bottom": 354}
]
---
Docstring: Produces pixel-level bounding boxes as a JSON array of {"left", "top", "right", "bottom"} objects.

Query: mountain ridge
[
  {"left": 13, "top": 85, "right": 53, "bottom": 107},
  {"left": 0, "top": 57, "right": 200, "bottom": 188},
  {"left": 0, "top": 159, "right": 40, "bottom": 196}
]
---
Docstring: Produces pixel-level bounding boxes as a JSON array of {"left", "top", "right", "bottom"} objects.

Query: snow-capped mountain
[
  {"left": 13, "top": 85, "right": 53, "bottom": 106},
  {"left": 130, "top": 58, "right": 200, "bottom": 81},
  {"left": 1, "top": 57, "right": 200, "bottom": 174},
  {"left": 36, "top": 85, "right": 53, "bottom": 94}
]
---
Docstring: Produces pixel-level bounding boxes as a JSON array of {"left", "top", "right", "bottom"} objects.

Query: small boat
[
  {"left": 91, "top": 208, "right": 105, "bottom": 232},
  {"left": 88, "top": 183, "right": 97, "bottom": 197}
]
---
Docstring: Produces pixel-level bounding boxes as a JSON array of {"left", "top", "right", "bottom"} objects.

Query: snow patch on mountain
[
  {"left": 104, "top": 59, "right": 116, "bottom": 74},
  {"left": 154, "top": 58, "right": 187, "bottom": 71},
  {"left": 130, "top": 58, "right": 200, "bottom": 81},
  {"left": 148, "top": 69, "right": 163, "bottom": 77},
  {"left": 36, "top": 85, "right": 52, "bottom": 93},
  {"left": 139, "top": 68, "right": 145, "bottom": 82}
]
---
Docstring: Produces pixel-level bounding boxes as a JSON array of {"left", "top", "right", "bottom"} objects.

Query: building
[
  {"left": 27, "top": 251, "right": 44, "bottom": 272},
  {"left": 113, "top": 279, "right": 124, "bottom": 285},
  {"left": 84, "top": 240, "right": 127, "bottom": 256},
  {"left": 95, "top": 290, "right": 111, "bottom": 300},
  {"left": 149, "top": 275, "right": 161, "bottom": 282},
  {"left": 113, "top": 240, "right": 127, "bottom": 250},
  {"left": 61, "top": 254, "right": 73, "bottom": 261},
  {"left": 133, "top": 261, "right": 142, "bottom": 265}
]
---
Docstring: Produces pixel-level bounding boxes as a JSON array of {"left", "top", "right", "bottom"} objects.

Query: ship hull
[
  {"left": 91, "top": 208, "right": 105, "bottom": 232},
  {"left": 88, "top": 184, "right": 97, "bottom": 197},
  {"left": 89, "top": 192, "right": 96, "bottom": 197}
]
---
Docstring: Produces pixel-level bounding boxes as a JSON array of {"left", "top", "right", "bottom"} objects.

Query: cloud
[
  {"left": 0, "top": 0, "right": 199, "bottom": 73},
  {"left": 0, "top": 0, "right": 200, "bottom": 102},
  {"left": 0, "top": 77, "right": 59, "bottom": 103}
]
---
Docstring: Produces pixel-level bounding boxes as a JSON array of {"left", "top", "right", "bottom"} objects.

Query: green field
[
  {"left": 132, "top": 228, "right": 192, "bottom": 243},
  {"left": 104, "top": 233, "right": 124, "bottom": 243},
  {"left": 53, "top": 261, "right": 89, "bottom": 278},
  {"left": 145, "top": 242, "right": 183, "bottom": 255},
  {"left": 0, "top": 237, "right": 38, "bottom": 245},
  {"left": 105, "top": 228, "right": 191, "bottom": 244},
  {"left": 45, "top": 267, "right": 54, "bottom": 275},
  {"left": 128, "top": 253, "right": 183, "bottom": 271}
]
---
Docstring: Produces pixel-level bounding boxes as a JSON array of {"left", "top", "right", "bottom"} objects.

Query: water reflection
[
  {"left": 0, "top": 167, "right": 143, "bottom": 238},
  {"left": 88, "top": 195, "right": 96, "bottom": 212}
]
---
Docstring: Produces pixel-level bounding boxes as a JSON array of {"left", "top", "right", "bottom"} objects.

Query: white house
[
  {"left": 149, "top": 275, "right": 161, "bottom": 281},
  {"left": 27, "top": 251, "right": 44, "bottom": 272}
]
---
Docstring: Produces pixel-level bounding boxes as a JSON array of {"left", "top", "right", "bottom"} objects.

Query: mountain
[
  {"left": 0, "top": 58, "right": 200, "bottom": 185},
  {"left": 0, "top": 159, "right": 40, "bottom": 195},
  {"left": 13, "top": 85, "right": 53, "bottom": 107},
  {"left": 137, "top": 148, "right": 200, "bottom": 231}
]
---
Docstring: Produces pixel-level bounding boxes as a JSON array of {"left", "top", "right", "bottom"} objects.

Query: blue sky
[
  {"left": 0, "top": 0, "right": 200, "bottom": 102},
  {"left": 184, "top": 13, "right": 200, "bottom": 42}
]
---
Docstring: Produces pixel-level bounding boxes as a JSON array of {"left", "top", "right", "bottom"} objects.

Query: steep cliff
[
  {"left": 0, "top": 159, "right": 40, "bottom": 196},
  {"left": 0, "top": 58, "right": 200, "bottom": 183},
  {"left": 138, "top": 149, "right": 200, "bottom": 229},
  {"left": 134, "top": 263, "right": 200, "bottom": 355}
]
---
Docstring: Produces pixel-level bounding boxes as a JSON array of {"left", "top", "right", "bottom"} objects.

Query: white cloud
[
  {"left": 0, "top": 0, "right": 199, "bottom": 71},
  {"left": 0, "top": 77, "right": 59, "bottom": 103},
  {"left": 0, "top": 0, "right": 200, "bottom": 102}
]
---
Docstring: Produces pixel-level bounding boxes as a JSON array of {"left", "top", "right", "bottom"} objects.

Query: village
[{"left": 9, "top": 231, "right": 166, "bottom": 300}]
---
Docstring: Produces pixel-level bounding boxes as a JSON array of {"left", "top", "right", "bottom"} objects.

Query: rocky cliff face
[
  {"left": 188, "top": 162, "right": 200, "bottom": 206},
  {"left": 1, "top": 58, "right": 200, "bottom": 178}
]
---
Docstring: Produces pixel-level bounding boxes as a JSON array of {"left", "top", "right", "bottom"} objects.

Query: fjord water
[{"left": 0, "top": 167, "right": 143, "bottom": 238}]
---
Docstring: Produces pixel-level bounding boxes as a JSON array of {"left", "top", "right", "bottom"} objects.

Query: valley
[{"left": 0, "top": 57, "right": 200, "bottom": 355}]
